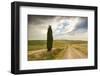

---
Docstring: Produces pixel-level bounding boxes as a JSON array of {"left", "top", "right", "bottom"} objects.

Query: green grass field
[
  {"left": 28, "top": 40, "right": 47, "bottom": 51},
  {"left": 28, "top": 40, "right": 88, "bottom": 61}
]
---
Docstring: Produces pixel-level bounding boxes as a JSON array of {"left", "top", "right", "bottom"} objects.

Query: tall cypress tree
[{"left": 47, "top": 25, "right": 53, "bottom": 51}]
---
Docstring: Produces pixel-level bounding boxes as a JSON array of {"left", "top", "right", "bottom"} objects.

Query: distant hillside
[{"left": 28, "top": 40, "right": 87, "bottom": 45}]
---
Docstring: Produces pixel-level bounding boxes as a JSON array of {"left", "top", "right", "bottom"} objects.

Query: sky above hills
[{"left": 28, "top": 15, "right": 88, "bottom": 41}]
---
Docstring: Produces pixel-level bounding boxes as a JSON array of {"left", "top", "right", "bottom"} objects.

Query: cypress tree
[{"left": 47, "top": 25, "right": 53, "bottom": 51}]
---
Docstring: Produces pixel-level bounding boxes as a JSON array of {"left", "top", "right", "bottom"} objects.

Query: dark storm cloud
[
  {"left": 28, "top": 15, "right": 74, "bottom": 26},
  {"left": 28, "top": 15, "right": 56, "bottom": 25}
]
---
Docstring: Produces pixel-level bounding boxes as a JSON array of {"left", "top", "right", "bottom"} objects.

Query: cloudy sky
[{"left": 28, "top": 15, "right": 88, "bottom": 41}]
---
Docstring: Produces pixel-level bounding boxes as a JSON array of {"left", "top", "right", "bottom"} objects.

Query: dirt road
[
  {"left": 63, "top": 45, "right": 87, "bottom": 59},
  {"left": 56, "top": 45, "right": 87, "bottom": 59}
]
